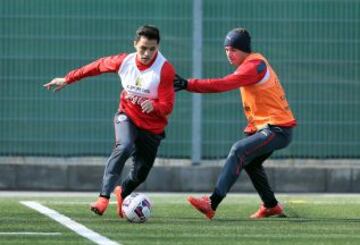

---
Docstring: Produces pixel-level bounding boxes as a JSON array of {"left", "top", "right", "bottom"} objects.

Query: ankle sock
[{"left": 209, "top": 192, "right": 224, "bottom": 211}]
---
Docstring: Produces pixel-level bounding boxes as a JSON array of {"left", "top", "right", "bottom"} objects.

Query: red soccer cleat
[
  {"left": 114, "top": 186, "right": 124, "bottom": 218},
  {"left": 90, "top": 196, "right": 109, "bottom": 216},
  {"left": 250, "top": 203, "right": 286, "bottom": 219},
  {"left": 187, "top": 196, "right": 215, "bottom": 220}
]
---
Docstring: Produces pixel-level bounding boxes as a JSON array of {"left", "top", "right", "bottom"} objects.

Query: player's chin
[
  {"left": 228, "top": 60, "right": 239, "bottom": 67},
  {"left": 141, "top": 58, "right": 150, "bottom": 64}
]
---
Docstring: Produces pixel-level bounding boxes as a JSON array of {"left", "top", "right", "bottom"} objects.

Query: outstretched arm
[
  {"left": 42, "top": 53, "right": 127, "bottom": 92},
  {"left": 176, "top": 59, "right": 267, "bottom": 93}
]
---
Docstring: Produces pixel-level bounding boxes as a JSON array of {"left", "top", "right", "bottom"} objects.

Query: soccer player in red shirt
[
  {"left": 174, "top": 27, "right": 296, "bottom": 219},
  {"left": 44, "top": 25, "right": 175, "bottom": 217}
]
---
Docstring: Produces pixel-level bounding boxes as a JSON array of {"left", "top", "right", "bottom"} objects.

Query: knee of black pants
[
  {"left": 129, "top": 165, "right": 151, "bottom": 184},
  {"left": 228, "top": 141, "right": 246, "bottom": 162}
]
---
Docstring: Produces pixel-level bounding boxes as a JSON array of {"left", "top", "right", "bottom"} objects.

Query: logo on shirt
[
  {"left": 125, "top": 76, "right": 150, "bottom": 95},
  {"left": 126, "top": 84, "right": 150, "bottom": 94},
  {"left": 135, "top": 77, "right": 142, "bottom": 87}
]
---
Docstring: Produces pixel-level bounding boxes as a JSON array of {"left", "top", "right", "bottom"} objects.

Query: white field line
[
  {"left": 41, "top": 201, "right": 117, "bottom": 205},
  {"left": 20, "top": 201, "right": 120, "bottom": 245},
  {"left": 0, "top": 232, "right": 61, "bottom": 236}
]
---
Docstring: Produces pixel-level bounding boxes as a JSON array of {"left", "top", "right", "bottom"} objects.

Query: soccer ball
[{"left": 122, "top": 193, "right": 151, "bottom": 223}]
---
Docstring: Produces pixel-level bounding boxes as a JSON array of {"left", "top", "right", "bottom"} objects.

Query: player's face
[
  {"left": 134, "top": 37, "right": 159, "bottom": 65},
  {"left": 225, "top": 46, "right": 246, "bottom": 67}
]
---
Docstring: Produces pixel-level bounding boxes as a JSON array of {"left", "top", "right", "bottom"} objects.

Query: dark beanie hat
[{"left": 224, "top": 28, "right": 251, "bottom": 53}]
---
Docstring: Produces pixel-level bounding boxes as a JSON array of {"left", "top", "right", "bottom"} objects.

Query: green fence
[{"left": 1, "top": 0, "right": 359, "bottom": 158}]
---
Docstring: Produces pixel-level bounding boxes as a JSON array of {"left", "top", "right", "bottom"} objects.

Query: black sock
[
  {"left": 264, "top": 200, "right": 278, "bottom": 208},
  {"left": 209, "top": 192, "right": 224, "bottom": 211},
  {"left": 121, "top": 190, "right": 127, "bottom": 199},
  {"left": 99, "top": 194, "right": 110, "bottom": 199}
]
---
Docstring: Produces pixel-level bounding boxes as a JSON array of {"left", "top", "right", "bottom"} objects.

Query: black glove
[{"left": 173, "top": 74, "right": 188, "bottom": 92}]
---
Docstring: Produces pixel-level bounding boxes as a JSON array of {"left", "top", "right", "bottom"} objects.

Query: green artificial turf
[{"left": 1, "top": 193, "right": 360, "bottom": 245}]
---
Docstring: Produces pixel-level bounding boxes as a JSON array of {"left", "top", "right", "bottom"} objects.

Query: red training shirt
[{"left": 65, "top": 52, "right": 175, "bottom": 134}]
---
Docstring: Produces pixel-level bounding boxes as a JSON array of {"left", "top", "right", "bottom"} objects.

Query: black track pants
[
  {"left": 214, "top": 126, "right": 292, "bottom": 207},
  {"left": 100, "top": 112, "right": 163, "bottom": 197}
]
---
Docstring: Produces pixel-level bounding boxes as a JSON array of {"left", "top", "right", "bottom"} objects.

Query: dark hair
[
  {"left": 135, "top": 25, "right": 160, "bottom": 44},
  {"left": 224, "top": 27, "right": 251, "bottom": 53}
]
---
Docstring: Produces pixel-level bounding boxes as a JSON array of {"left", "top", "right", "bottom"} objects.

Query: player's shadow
[{"left": 211, "top": 217, "right": 360, "bottom": 223}]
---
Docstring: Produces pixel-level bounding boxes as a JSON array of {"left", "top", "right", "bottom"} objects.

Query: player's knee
[
  {"left": 114, "top": 142, "right": 133, "bottom": 156},
  {"left": 228, "top": 142, "right": 245, "bottom": 160}
]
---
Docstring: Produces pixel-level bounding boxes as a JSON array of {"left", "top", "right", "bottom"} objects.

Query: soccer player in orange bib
[
  {"left": 174, "top": 27, "right": 296, "bottom": 219},
  {"left": 44, "top": 25, "right": 175, "bottom": 218}
]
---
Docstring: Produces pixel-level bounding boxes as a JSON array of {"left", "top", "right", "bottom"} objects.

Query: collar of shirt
[{"left": 135, "top": 52, "right": 158, "bottom": 71}]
